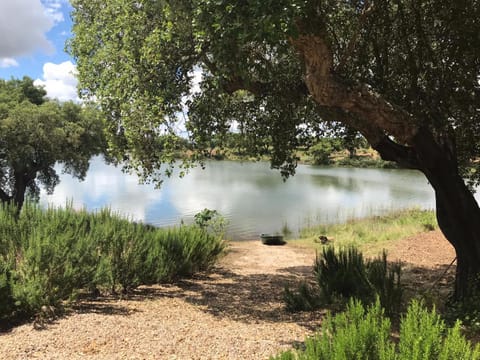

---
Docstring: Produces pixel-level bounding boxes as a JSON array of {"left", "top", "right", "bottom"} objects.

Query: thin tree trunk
[{"left": 12, "top": 172, "right": 28, "bottom": 214}]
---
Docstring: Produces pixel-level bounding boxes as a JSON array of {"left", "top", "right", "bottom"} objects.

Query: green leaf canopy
[
  {"left": 0, "top": 77, "right": 105, "bottom": 208},
  {"left": 69, "top": 0, "right": 479, "bottom": 183}
]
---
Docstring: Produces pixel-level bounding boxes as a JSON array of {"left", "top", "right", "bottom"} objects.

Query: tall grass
[
  {"left": 0, "top": 203, "right": 225, "bottom": 323},
  {"left": 297, "top": 208, "right": 437, "bottom": 253}
]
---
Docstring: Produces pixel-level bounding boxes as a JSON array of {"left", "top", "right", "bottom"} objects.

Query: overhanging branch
[
  {"left": 316, "top": 106, "right": 420, "bottom": 169},
  {"left": 373, "top": 136, "right": 420, "bottom": 169},
  {"left": 291, "top": 34, "right": 420, "bottom": 145}
]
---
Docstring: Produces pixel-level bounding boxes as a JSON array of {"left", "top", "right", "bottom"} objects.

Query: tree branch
[
  {"left": 373, "top": 136, "right": 420, "bottom": 169},
  {"left": 291, "top": 34, "right": 419, "bottom": 145},
  {"left": 200, "top": 45, "right": 309, "bottom": 97},
  {"left": 316, "top": 106, "right": 420, "bottom": 169}
]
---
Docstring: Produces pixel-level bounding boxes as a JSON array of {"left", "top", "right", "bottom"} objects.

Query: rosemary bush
[
  {"left": 285, "top": 246, "right": 402, "bottom": 316},
  {"left": 0, "top": 203, "right": 225, "bottom": 323},
  {"left": 272, "top": 299, "right": 480, "bottom": 360}
]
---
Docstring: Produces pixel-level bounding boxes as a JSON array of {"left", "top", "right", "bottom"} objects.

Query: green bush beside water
[
  {"left": 315, "top": 246, "right": 402, "bottom": 315},
  {"left": 335, "top": 156, "right": 398, "bottom": 169},
  {"left": 284, "top": 246, "right": 402, "bottom": 316},
  {"left": 273, "top": 299, "right": 480, "bottom": 360},
  {"left": 0, "top": 204, "right": 225, "bottom": 323}
]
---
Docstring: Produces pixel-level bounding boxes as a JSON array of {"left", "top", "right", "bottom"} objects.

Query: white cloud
[
  {"left": 0, "top": 0, "right": 56, "bottom": 58},
  {"left": 0, "top": 58, "right": 19, "bottom": 68},
  {"left": 189, "top": 67, "right": 203, "bottom": 96},
  {"left": 42, "top": 0, "right": 66, "bottom": 24},
  {"left": 34, "top": 61, "right": 79, "bottom": 102}
]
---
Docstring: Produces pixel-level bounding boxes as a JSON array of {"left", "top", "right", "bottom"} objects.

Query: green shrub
[
  {"left": 307, "top": 139, "right": 342, "bottom": 165},
  {"left": 194, "top": 208, "right": 229, "bottom": 238},
  {"left": 272, "top": 300, "right": 480, "bottom": 360},
  {"left": 284, "top": 282, "right": 322, "bottom": 313},
  {"left": 0, "top": 260, "right": 15, "bottom": 321},
  {"left": 273, "top": 299, "right": 394, "bottom": 360},
  {"left": 0, "top": 203, "right": 21, "bottom": 257},
  {"left": 314, "top": 246, "right": 371, "bottom": 302},
  {"left": 284, "top": 246, "right": 402, "bottom": 314},
  {"left": 0, "top": 203, "right": 226, "bottom": 323},
  {"left": 96, "top": 219, "right": 150, "bottom": 292},
  {"left": 398, "top": 300, "right": 480, "bottom": 360},
  {"left": 153, "top": 226, "right": 226, "bottom": 282},
  {"left": 366, "top": 252, "right": 403, "bottom": 317},
  {"left": 12, "top": 207, "right": 101, "bottom": 313},
  {"left": 444, "top": 282, "right": 480, "bottom": 336},
  {"left": 194, "top": 208, "right": 220, "bottom": 228},
  {"left": 313, "top": 246, "right": 403, "bottom": 315}
]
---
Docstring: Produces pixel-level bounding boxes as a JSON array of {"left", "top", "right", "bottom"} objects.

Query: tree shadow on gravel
[
  {"left": 175, "top": 266, "right": 322, "bottom": 326},
  {"left": 0, "top": 302, "right": 137, "bottom": 334},
  {"left": 76, "top": 259, "right": 455, "bottom": 320},
  {"left": 399, "top": 261, "right": 456, "bottom": 310},
  {"left": 112, "top": 260, "right": 455, "bottom": 330},
  {"left": 130, "top": 261, "right": 457, "bottom": 327},
  {"left": 70, "top": 300, "right": 138, "bottom": 317},
  {"left": 1, "top": 260, "right": 456, "bottom": 333}
]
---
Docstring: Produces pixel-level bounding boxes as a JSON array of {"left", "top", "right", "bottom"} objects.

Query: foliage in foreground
[
  {"left": 285, "top": 246, "right": 402, "bottom": 316},
  {"left": 272, "top": 299, "right": 480, "bottom": 360},
  {"left": 0, "top": 204, "right": 225, "bottom": 323},
  {"left": 445, "top": 285, "right": 480, "bottom": 337}
]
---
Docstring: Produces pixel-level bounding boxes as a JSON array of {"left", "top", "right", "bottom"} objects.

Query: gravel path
[{"left": 0, "top": 232, "right": 455, "bottom": 359}]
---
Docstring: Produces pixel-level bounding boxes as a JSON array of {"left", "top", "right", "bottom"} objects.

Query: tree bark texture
[
  {"left": 413, "top": 130, "right": 480, "bottom": 299},
  {"left": 292, "top": 34, "right": 480, "bottom": 299}
]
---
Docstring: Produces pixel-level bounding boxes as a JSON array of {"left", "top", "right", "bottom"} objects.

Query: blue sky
[
  {"left": 0, "top": 0, "right": 206, "bottom": 134},
  {"left": 0, "top": 0, "right": 78, "bottom": 101}
]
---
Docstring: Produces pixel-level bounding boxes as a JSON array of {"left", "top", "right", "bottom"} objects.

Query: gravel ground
[{"left": 0, "top": 231, "right": 456, "bottom": 359}]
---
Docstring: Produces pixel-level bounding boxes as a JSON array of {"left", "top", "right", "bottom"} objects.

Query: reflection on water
[{"left": 39, "top": 157, "right": 465, "bottom": 240}]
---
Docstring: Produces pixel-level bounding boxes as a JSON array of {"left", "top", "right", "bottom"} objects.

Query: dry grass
[{"left": 292, "top": 209, "right": 437, "bottom": 256}]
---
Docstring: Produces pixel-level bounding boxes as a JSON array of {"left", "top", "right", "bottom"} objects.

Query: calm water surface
[{"left": 40, "top": 157, "right": 455, "bottom": 239}]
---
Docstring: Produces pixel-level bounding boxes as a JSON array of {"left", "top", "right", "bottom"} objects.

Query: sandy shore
[{"left": 0, "top": 231, "right": 455, "bottom": 359}]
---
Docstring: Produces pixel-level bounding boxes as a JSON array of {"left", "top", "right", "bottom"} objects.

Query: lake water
[{"left": 40, "top": 157, "right": 449, "bottom": 240}]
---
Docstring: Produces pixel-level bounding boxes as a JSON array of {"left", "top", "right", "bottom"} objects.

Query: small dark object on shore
[
  {"left": 261, "top": 234, "right": 286, "bottom": 246},
  {"left": 314, "top": 235, "right": 330, "bottom": 244}
]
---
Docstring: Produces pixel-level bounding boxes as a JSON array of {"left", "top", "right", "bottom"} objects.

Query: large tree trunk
[
  {"left": 292, "top": 33, "right": 480, "bottom": 300},
  {"left": 376, "top": 130, "right": 480, "bottom": 299},
  {"left": 433, "top": 175, "right": 480, "bottom": 299},
  {"left": 411, "top": 130, "right": 480, "bottom": 299}
]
